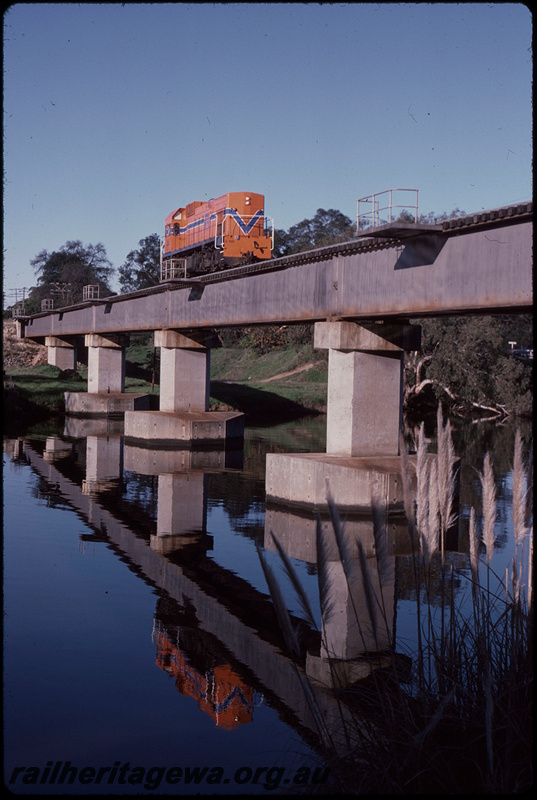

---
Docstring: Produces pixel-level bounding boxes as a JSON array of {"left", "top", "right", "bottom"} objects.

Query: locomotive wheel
[{"left": 191, "top": 245, "right": 226, "bottom": 274}]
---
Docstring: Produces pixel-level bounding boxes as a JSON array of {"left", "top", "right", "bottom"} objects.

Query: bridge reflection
[{"left": 4, "top": 422, "right": 460, "bottom": 756}]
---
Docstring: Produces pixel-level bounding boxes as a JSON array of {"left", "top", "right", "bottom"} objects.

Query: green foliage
[
  {"left": 30, "top": 240, "right": 114, "bottom": 307},
  {"left": 409, "top": 314, "right": 533, "bottom": 417},
  {"left": 274, "top": 208, "right": 355, "bottom": 256},
  {"left": 4, "top": 364, "right": 87, "bottom": 414},
  {"left": 118, "top": 233, "right": 161, "bottom": 293},
  {"left": 220, "top": 323, "right": 315, "bottom": 355}
]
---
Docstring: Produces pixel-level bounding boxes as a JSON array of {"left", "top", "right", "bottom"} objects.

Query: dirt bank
[{"left": 3, "top": 319, "right": 47, "bottom": 370}]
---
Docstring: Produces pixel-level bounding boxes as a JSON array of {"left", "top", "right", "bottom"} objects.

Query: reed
[{"left": 259, "top": 405, "right": 533, "bottom": 794}]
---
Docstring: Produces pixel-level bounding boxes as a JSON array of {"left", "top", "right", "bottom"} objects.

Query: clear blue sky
[{"left": 3, "top": 2, "right": 532, "bottom": 301}]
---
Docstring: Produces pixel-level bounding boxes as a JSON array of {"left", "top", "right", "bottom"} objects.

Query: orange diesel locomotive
[{"left": 161, "top": 191, "right": 274, "bottom": 279}]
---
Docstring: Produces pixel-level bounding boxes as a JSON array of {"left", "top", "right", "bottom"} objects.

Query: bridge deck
[{"left": 19, "top": 206, "right": 532, "bottom": 341}]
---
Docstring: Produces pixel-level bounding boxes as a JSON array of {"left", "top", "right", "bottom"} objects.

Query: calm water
[{"left": 3, "top": 413, "right": 531, "bottom": 795}]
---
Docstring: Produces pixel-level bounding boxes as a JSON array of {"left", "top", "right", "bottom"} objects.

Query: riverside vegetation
[
  {"left": 2, "top": 324, "right": 328, "bottom": 433},
  {"left": 259, "top": 406, "right": 533, "bottom": 794}
]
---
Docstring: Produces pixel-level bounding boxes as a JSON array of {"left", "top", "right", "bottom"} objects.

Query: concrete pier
[
  {"left": 266, "top": 321, "right": 421, "bottom": 520},
  {"left": 46, "top": 336, "right": 77, "bottom": 371},
  {"left": 314, "top": 321, "right": 420, "bottom": 457},
  {"left": 124, "top": 329, "right": 244, "bottom": 446},
  {"left": 64, "top": 333, "right": 150, "bottom": 417},
  {"left": 86, "top": 333, "right": 128, "bottom": 393},
  {"left": 65, "top": 391, "right": 150, "bottom": 417},
  {"left": 266, "top": 452, "right": 410, "bottom": 512},
  {"left": 156, "top": 329, "right": 213, "bottom": 413},
  {"left": 123, "top": 409, "right": 244, "bottom": 446}
]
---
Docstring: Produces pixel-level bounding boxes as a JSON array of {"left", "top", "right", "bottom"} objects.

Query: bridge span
[
  {"left": 18, "top": 202, "right": 532, "bottom": 342},
  {"left": 14, "top": 201, "right": 533, "bottom": 464}
]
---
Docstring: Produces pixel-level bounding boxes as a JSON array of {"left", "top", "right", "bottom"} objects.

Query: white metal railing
[
  {"left": 160, "top": 236, "right": 187, "bottom": 281},
  {"left": 161, "top": 258, "right": 187, "bottom": 281},
  {"left": 83, "top": 285, "right": 100, "bottom": 301},
  {"left": 357, "top": 188, "right": 418, "bottom": 231}
]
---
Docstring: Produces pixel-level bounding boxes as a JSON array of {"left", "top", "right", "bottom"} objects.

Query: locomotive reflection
[{"left": 153, "top": 597, "right": 254, "bottom": 731}]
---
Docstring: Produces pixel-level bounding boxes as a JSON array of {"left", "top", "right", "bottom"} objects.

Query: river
[{"left": 3, "top": 411, "right": 531, "bottom": 795}]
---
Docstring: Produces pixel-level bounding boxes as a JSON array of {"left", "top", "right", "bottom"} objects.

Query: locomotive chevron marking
[
  {"left": 223, "top": 208, "right": 265, "bottom": 234},
  {"left": 168, "top": 209, "right": 264, "bottom": 238}
]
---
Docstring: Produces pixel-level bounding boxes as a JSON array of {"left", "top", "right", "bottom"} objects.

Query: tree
[
  {"left": 30, "top": 240, "right": 114, "bottom": 308},
  {"left": 405, "top": 314, "right": 533, "bottom": 418},
  {"left": 118, "top": 233, "right": 161, "bottom": 293},
  {"left": 274, "top": 208, "right": 355, "bottom": 257}
]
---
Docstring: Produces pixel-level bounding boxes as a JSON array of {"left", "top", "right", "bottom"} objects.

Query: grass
[
  {"left": 259, "top": 405, "right": 533, "bottom": 794},
  {"left": 210, "top": 345, "right": 327, "bottom": 415},
  {"left": 4, "top": 342, "right": 327, "bottom": 424},
  {"left": 4, "top": 364, "right": 86, "bottom": 411}
]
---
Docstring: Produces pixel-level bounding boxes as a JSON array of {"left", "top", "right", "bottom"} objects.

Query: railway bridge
[{"left": 16, "top": 201, "right": 532, "bottom": 474}]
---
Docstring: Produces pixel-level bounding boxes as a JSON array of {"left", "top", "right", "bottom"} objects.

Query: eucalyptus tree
[
  {"left": 30, "top": 240, "right": 114, "bottom": 308},
  {"left": 118, "top": 233, "right": 161, "bottom": 293}
]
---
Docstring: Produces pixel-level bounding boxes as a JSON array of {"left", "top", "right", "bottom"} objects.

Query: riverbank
[{"left": 3, "top": 326, "right": 328, "bottom": 431}]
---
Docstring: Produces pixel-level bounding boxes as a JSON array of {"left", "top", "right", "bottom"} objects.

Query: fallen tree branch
[{"left": 405, "top": 375, "right": 507, "bottom": 419}]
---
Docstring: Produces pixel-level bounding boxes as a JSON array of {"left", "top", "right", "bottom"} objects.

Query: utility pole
[
  {"left": 50, "top": 282, "right": 72, "bottom": 306},
  {"left": 5, "top": 287, "right": 29, "bottom": 316}
]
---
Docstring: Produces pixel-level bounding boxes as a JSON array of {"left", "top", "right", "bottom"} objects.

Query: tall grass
[{"left": 259, "top": 406, "right": 533, "bottom": 793}]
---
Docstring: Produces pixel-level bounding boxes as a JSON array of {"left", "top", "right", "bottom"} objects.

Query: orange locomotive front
[{"left": 162, "top": 191, "right": 273, "bottom": 279}]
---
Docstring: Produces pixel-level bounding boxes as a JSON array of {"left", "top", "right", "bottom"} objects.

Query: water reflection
[
  {"left": 153, "top": 596, "right": 255, "bottom": 731},
  {"left": 5, "top": 425, "right": 342, "bottom": 764},
  {"left": 3, "top": 413, "right": 529, "bottom": 793}
]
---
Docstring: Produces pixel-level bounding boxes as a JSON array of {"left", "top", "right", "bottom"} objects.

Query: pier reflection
[
  {"left": 122, "top": 442, "right": 242, "bottom": 552},
  {"left": 5, "top": 425, "right": 459, "bottom": 758},
  {"left": 265, "top": 503, "right": 409, "bottom": 686}
]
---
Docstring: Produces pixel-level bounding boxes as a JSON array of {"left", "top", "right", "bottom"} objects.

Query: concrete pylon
[
  {"left": 155, "top": 330, "right": 212, "bottom": 413},
  {"left": 85, "top": 333, "right": 128, "bottom": 394},
  {"left": 314, "top": 321, "right": 420, "bottom": 457},
  {"left": 123, "top": 329, "right": 244, "bottom": 446},
  {"left": 64, "top": 334, "right": 150, "bottom": 416},
  {"left": 46, "top": 336, "right": 77, "bottom": 371}
]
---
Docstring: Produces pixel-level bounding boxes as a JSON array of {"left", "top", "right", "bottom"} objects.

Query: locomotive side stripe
[{"left": 166, "top": 209, "right": 264, "bottom": 238}]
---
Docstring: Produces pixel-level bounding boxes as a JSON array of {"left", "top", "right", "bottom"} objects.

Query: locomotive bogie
[{"left": 162, "top": 191, "right": 273, "bottom": 278}]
